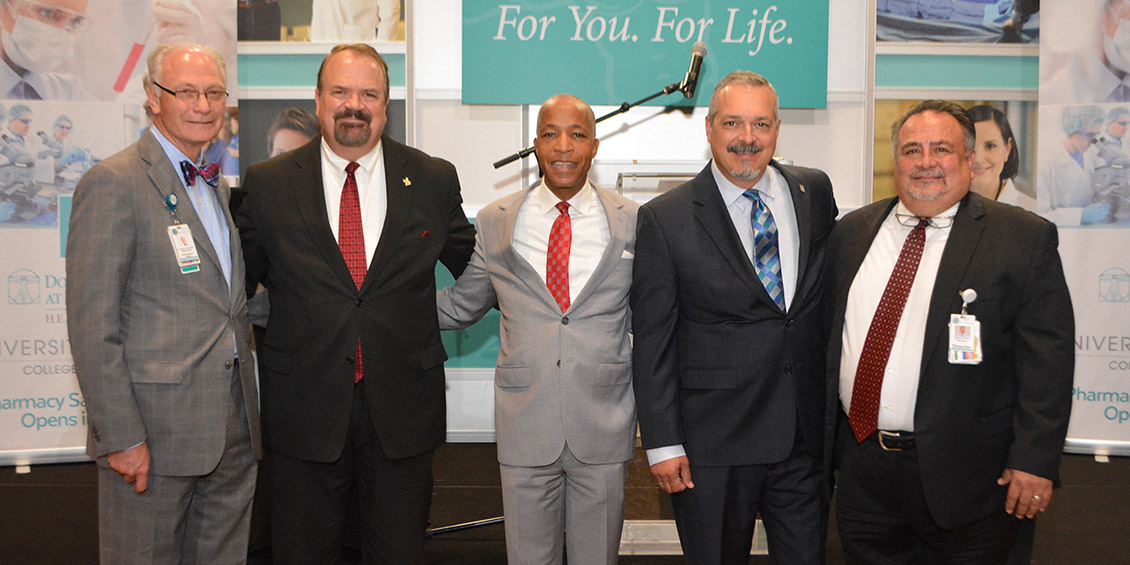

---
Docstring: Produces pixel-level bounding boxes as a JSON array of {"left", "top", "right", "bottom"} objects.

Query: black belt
[{"left": 876, "top": 430, "right": 915, "bottom": 451}]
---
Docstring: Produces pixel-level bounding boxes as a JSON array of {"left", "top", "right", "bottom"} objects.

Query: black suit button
[
  {"left": 784, "top": 366, "right": 793, "bottom": 375},
  {"left": 356, "top": 298, "right": 364, "bottom": 307},
  {"left": 785, "top": 319, "right": 793, "bottom": 327},
  {"left": 562, "top": 316, "right": 569, "bottom": 325},
  {"left": 346, "top": 356, "right": 355, "bottom": 365},
  {"left": 557, "top": 360, "right": 561, "bottom": 367}
]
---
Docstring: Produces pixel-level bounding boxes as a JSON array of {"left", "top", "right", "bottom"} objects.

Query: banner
[
  {"left": 462, "top": 1, "right": 829, "bottom": 108},
  {"left": 1038, "top": 2, "right": 1130, "bottom": 455},
  {"left": 0, "top": 0, "right": 236, "bottom": 466}
]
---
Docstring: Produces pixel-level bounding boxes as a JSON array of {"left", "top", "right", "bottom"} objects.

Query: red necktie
[
  {"left": 339, "top": 162, "right": 366, "bottom": 383},
  {"left": 546, "top": 202, "right": 571, "bottom": 312},
  {"left": 848, "top": 217, "right": 929, "bottom": 443}
]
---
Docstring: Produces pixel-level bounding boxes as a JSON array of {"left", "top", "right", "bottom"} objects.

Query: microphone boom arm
[{"left": 492, "top": 80, "right": 683, "bottom": 170}]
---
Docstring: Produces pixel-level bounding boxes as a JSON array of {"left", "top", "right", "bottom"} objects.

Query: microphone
[{"left": 679, "top": 42, "right": 707, "bottom": 99}]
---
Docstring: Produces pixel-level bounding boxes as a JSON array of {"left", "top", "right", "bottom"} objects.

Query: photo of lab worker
[
  {"left": 876, "top": 0, "right": 1039, "bottom": 43},
  {"left": 0, "top": 0, "right": 94, "bottom": 100},
  {"left": 1097, "top": 106, "right": 1130, "bottom": 148},
  {"left": 1037, "top": 104, "right": 1110, "bottom": 225},
  {"left": 237, "top": 0, "right": 404, "bottom": 42},
  {"left": 55, "top": 0, "right": 236, "bottom": 102},
  {"left": 1042, "top": 1, "right": 1130, "bottom": 104},
  {"left": 968, "top": 104, "right": 1036, "bottom": 209},
  {"left": 265, "top": 106, "right": 316, "bottom": 158}
]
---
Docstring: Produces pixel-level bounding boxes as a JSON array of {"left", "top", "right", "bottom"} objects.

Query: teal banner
[{"left": 463, "top": 1, "right": 829, "bottom": 108}]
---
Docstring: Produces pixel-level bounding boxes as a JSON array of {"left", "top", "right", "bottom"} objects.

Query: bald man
[{"left": 437, "top": 94, "right": 638, "bottom": 564}]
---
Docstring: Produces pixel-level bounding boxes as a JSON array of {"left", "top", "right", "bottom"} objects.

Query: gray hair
[
  {"left": 890, "top": 99, "right": 976, "bottom": 156},
  {"left": 707, "top": 70, "right": 780, "bottom": 124},
  {"left": 142, "top": 43, "right": 226, "bottom": 116}
]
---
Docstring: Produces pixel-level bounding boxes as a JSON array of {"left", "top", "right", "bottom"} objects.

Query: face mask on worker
[{"left": 1, "top": 0, "right": 79, "bottom": 73}]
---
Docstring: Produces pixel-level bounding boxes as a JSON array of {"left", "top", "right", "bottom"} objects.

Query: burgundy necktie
[
  {"left": 546, "top": 202, "right": 571, "bottom": 312},
  {"left": 848, "top": 217, "right": 929, "bottom": 443},
  {"left": 339, "top": 162, "right": 365, "bottom": 383}
]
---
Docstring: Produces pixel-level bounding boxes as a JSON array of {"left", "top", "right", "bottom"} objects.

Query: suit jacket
[
  {"left": 824, "top": 193, "right": 1075, "bottom": 529},
  {"left": 66, "top": 130, "right": 261, "bottom": 476},
  {"left": 238, "top": 136, "right": 475, "bottom": 462},
  {"left": 631, "top": 161, "right": 838, "bottom": 465},
  {"left": 436, "top": 183, "right": 638, "bottom": 467}
]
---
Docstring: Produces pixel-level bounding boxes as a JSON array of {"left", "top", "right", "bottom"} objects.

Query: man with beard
[
  {"left": 237, "top": 43, "right": 475, "bottom": 563},
  {"left": 631, "top": 70, "right": 838, "bottom": 563},
  {"left": 825, "top": 100, "right": 1073, "bottom": 562}
]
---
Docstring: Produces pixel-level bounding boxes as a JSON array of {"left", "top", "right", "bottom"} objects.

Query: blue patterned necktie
[{"left": 742, "top": 189, "right": 784, "bottom": 310}]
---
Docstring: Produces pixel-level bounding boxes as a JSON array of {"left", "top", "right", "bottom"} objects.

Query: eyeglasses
[
  {"left": 56, "top": 124, "right": 72, "bottom": 130},
  {"left": 1117, "top": 121, "right": 1130, "bottom": 127},
  {"left": 895, "top": 212, "right": 953, "bottom": 229},
  {"left": 14, "top": 118, "right": 32, "bottom": 124},
  {"left": 151, "top": 81, "right": 228, "bottom": 103}
]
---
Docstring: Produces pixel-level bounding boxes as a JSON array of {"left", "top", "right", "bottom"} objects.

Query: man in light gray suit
[
  {"left": 436, "top": 94, "right": 636, "bottom": 564},
  {"left": 66, "top": 43, "right": 260, "bottom": 563}
]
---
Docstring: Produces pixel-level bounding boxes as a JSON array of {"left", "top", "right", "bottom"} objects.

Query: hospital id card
[
  {"left": 948, "top": 313, "right": 982, "bottom": 365},
  {"left": 167, "top": 224, "right": 201, "bottom": 274}
]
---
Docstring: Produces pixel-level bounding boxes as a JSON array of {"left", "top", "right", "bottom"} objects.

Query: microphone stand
[{"left": 492, "top": 80, "right": 685, "bottom": 169}]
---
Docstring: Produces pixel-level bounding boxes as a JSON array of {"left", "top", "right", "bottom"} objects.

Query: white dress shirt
[
  {"left": 839, "top": 200, "right": 958, "bottom": 432},
  {"left": 512, "top": 180, "right": 609, "bottom": 304},
  {"left": 646, "top": 162, "right": 801, "bottom": 466},
  {"left": 320, "top": 138, "right": 387, "bottom": 266}
]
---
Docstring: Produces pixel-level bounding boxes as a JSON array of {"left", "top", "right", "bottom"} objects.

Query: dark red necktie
[
  {"left": 339, "top": 162, "right": 366, "bottom": 383},
  {"left": 546, "top": 202, "right": 571, "bottom": 312},
  {"left": 848, "top": 218, "right": 929, "bottom": 443}
]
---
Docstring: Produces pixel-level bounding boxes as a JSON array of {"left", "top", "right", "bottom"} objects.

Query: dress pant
[
  {"left": 671, "top": 433, "right": 824, "bottom": 564},
  {"left": 834, "top": 416, "right": 1020, "bottom": 564},
  {"left": 99, "top": 364, "right": 256, "bottom": 564},
  {"left": 269, "top": 379, "right": 434, "bottom": 565},
  {"left": 499, "top": 442, "right": 627, "bottom": 565}
]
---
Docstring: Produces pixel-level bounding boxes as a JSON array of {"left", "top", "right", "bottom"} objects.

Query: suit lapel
[
  {"left": 775, "top": 162, "right": 813, "bottom": 288},
  {"left": 360, "top": 137, "right": 414, "bottom": 293},
  {"left": 691, "top": 164, "right": 770, "bottom": 306},
  {"left": 498, "top": 185, "right": 566, "bottom": 312},
  {"left": 920, "top": 195, "right": 986, "bottom": 376},
  {"left": 287, "top": 139, "right": 357, "bottom": 290},
  {"left": 831, "top": 199, "right": 897, "bottom": 339},
  {"left": 140, "top": 132, "right": 226, "bottom": 286},
  {"left": 570, "top": 186, "right": 629, "bottom": 309}
]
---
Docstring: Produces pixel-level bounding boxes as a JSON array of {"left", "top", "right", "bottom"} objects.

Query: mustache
[
  {"left": 334, "top": 108, "right": 371, "bottom": 123},
  {"left": 910, "top": 168, "right": 943, "bottom": 179},
  {"left": 727, "top": 142, "right": 763, "bottom": 155}
]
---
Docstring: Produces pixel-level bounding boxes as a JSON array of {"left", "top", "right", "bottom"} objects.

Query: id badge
[
  {"left": 167, "top": 224, "right": 201, "bottom": 274},
  {"left": 948, "top": 313, "right": 982, "bottom": 365}
]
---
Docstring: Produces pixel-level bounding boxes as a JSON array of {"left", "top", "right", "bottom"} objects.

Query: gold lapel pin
[
  {"left": 799, "top": 184, "right": 806, "bottom": 193},
  {"left": 403, "top": 177, "right": 411, "bottom": 187}
]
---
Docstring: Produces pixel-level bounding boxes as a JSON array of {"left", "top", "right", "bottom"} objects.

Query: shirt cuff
[{"left": 646, "top": 444, "right": 686, "bottom": 466}]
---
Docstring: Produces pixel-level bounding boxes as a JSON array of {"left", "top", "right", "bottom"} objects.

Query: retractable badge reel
[{"left": 948, "top": 288, "right": 982, "bottom": 364}]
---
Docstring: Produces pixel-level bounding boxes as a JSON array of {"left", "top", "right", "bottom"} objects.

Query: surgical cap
[{"left": 1061, "top": 105, "right": 1105, "bottom": 135}]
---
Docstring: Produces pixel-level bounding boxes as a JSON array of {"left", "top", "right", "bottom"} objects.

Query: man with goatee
[{"left": 238, "top": 44, "right": 475, "bottom": 564}]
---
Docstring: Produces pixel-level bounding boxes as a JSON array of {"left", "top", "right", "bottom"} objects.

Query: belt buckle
[{"left": 878, "top": 430, "right": 906, "bottom": 452}]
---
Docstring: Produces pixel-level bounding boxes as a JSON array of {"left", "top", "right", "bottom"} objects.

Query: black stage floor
[{"left": 2, "top": 445, "right": 1127, "bottom": 563}]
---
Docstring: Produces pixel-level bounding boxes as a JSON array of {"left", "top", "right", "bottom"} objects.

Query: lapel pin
[
  {"left": 421, "top": 229, "right": 429, "bottom": 238},
  {"left": 403, "top": 177, "right": 411, "bottom": 187},
  {"left": 799, "top": 184, "right": 806, "bottom": 193}
]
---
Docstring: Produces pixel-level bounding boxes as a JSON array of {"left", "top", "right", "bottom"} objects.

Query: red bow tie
[{"left": 180, "top": 161, "right": 220, "bottom": 187}]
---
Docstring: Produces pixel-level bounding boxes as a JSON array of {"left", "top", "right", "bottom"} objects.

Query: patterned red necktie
[
  {"left": 546, "top": 202, "right": 571, "bottom": 312},
  {"left": 339, "top": 162, "right": 365, "bottom": 383},
  {"left": 848, "top": 217, "right": 929, "bottom": 443}
]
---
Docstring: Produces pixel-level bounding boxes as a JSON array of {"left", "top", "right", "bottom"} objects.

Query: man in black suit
[
  {"left": 825, "top": 100, "right": 1074, "bottom": 562},
  {"left": 631, "top": 70, "right": 838, "bottom": 563},
  {"left": 237, "top": 44, "right": 475, "bottom": 563}
]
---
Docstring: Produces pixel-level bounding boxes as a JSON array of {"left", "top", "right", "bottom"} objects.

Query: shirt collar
[
  {"left": 711, "top": 159, "right": 783, "bottom": 207},
  {"left": 0, "top": 60, "right": 24, "bottom": 96},
  {"left": 890, "top": 199, "right": 961, "bottom": 229},
  {"left": 533, "top": 178, "right": 597, "bottom": 215},
  {"left": 321, "top": 137, "right": 384, "bottom": 177},
  {"left": 149, "top": 127, "right": 200, "bottom": 186}
]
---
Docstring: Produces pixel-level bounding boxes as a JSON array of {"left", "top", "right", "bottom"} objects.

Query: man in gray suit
[
  {"left": 436, "top": 93, "right": 637, "bottom": 564},
  {"left": 66, "top": 43, "right": 260, "bottom": 563}
]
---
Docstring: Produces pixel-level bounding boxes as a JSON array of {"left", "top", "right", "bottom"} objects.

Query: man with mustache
[
  {"left": 237, "top": 43, "right": 475, "bottom": 563},
  {"left": 824, "top": 100, "right": 1074, "bottom": 562},
  {"left": 631, "top": 70, "right": 838, "bottom": 563}
]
